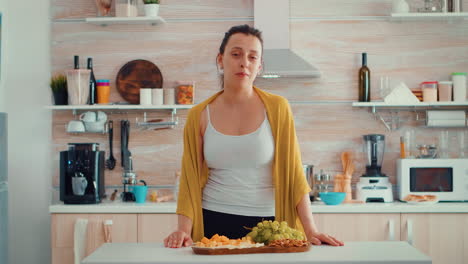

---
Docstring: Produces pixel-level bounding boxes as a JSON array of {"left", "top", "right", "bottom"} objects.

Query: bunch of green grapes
[{"left": 246, "top": 220, "right": 305, "bottom": 245}]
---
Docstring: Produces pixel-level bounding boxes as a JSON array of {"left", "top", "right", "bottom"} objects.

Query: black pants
[{"left": 203, "top": 208, "right": 274, "bottom": 239}]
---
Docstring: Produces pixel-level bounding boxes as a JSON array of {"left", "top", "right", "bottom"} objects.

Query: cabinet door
[
  {"left": 51, "top": 214, "right": 92, "bottom": 264},
  {"left": 313, "top": 213, "right": 401, "bottom": 242},
  {"left": 51, "top": 214, "right": 137, "bottom": 264},
  {"left": 87, "top": 214, "right": 138, "bottom": 252},
  {"left": 138, "top": 214, "right": 178, "bottom": 243},
  {"left": 401, "top": 213, "right": 468, "bottom": 264}
]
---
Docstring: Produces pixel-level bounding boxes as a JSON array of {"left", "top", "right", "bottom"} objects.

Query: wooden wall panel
[
  {"left": 50, "top": 1, "right": 468, "bottom": 200},
  {"left": 291, "top": 0, "right": 468, "bottom": 17},
  {"left": 52, "top": 0, "right": 253, "bottom": 19}
]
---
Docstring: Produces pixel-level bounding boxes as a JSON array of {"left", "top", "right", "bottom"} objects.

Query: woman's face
[{"left": 218, "top": 33, "right": 262, "bottom": 86}]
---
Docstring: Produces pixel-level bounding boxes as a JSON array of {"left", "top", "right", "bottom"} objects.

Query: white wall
[{"left": 3, "top": 0, "right": 52, "bottom": 263}]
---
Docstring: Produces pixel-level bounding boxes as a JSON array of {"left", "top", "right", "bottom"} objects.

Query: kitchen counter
[
  {"left": 82, "top": 241, "right": 431, "bottom": 264},
  {"left": 50, "top": 201, "right": 468, "bottom": 214}
]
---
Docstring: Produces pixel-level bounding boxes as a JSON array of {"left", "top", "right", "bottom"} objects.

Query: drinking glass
[
  {"left": 95, "top": 0, "right": 113, "bottom": 16},
  {"left": 457, "top": 130, "right": 466, "bottom": 158},
  {"left": 404, "top": 129, "right": 416, "bottom": 158},
  {"left": 439, "top": 130, "right": 449, "bottom": 158}
]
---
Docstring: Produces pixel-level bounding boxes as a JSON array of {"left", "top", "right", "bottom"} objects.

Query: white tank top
[{"left": 202, "top": 104, "right": 275, "bottom": 217}]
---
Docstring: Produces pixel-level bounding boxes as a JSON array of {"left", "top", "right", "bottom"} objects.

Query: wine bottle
[
  {"left": 74, "top": 55, "right": 80, "bottom": 69},
  {"left": 87, "top": 58, "right": 97, "bottom": 105},
  {"left": 358, "top": 52, "right": 370, "bottom": 102}
]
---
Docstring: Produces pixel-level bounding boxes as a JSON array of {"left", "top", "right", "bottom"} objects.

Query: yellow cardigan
[{"left": 176, "top": 86, "right": 311, "bottom": 242}]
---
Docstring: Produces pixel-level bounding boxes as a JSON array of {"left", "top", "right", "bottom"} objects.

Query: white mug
[
  {"left": 96, "top": 111, "right": 107, "bottom": 122},
  {"left": 79, "top": 111, "right": 97, "bottom": 122},
  {"left": 72, "top": 176, "right": 88, "bottom": 196},
  {"left": 392, "top": 0, "right": 410, "bottom": 13},
  {"left": 66, "top": 120, "right": 86, "bottom": 133},
  {"left": 140, "top": 88, "right": 152, "bottom": 105}
]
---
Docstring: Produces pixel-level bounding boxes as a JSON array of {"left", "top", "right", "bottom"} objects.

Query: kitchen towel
[{"left": 74, "top": 218, "right": 89, "bottom": 264}]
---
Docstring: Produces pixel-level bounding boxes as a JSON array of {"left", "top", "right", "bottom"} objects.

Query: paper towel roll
[
  {"left": 74, "top": 218, "right": 89, "bottom": 264},
  {"left": 426, "top": 110, "right": 467, "bottom": 127},
  {"left": 427, "top": 119, "right": 466, "bottom": 127},
  {"left": 427, "top": 110, "right": 466, "bottom": 120}
]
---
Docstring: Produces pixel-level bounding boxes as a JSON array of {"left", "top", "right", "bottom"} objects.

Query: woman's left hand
[{"left": 306, "top": 231, "right": 344, "bottom": 246}]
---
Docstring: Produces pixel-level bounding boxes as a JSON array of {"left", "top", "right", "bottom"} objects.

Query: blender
[{"left": 356, "top": 134, "right": 394, "bottom": 202}]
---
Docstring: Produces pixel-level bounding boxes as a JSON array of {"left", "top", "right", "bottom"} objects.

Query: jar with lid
[
  {"left": 418, "top": 0, "right": 443, "bottom": 12},
  {"left": 421, "top": 81, "right": 438, "bottom": 102},
  {"left": 452, "top": 72, "right": 467, "bottom": 102},
  {"left": 438, "top": 81, "right": 453, "bottom": 101},
  {"left": 115, "top": 0, "right": 138, "bottom": 17},
  {"left": 314, "top": 169, "right": 331, "bottom": 200},
  {"left": 175, "top": 81, "right": 194, "bottom": 105}
]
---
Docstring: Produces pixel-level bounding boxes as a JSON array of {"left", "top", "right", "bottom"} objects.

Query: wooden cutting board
[
  {"left": 192, "top": 244, "right": 311, "bottom": 255},
  {"left": 116, "top": 60, "right": 163, "bottom": 104}
]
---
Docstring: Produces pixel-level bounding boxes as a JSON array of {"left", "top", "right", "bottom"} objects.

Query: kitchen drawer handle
[
  {"left": 406, "top": 219, "right": 413, "bottom": 245},
  {"left": 388, "top": 219, "right": 395, "bottom": 241},
  {"left": 104, "top": 220, "right": 113, "bottom": 243}
]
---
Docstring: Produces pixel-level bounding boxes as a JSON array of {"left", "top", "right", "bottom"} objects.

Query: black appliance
[{"left": 60, "top": 143, "right": 105, "bottom": 204}]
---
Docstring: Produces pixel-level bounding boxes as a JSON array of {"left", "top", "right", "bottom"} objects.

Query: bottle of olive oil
[{"left": 358, "top": 52, "right": 370, "bottom": 102}]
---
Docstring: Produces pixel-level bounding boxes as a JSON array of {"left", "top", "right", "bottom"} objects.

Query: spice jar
[
  {"left": 421, "top": 81, "right": 438, "bottom": 102},
  {"left": 438, "top": 81, "right": 453, "bottom": 101},
  {"left": 452, "top": 72, "right": 467, "bottom": 102},
  {"left": 176, "top": 81, "right": 194, "bottom": 105}
]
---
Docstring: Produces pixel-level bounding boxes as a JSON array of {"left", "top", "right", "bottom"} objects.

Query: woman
[{"left": 164, "top": 24, "right": 344, "bottom": 248}]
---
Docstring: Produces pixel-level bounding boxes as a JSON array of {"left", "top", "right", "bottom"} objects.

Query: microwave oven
[{"left": 397, "top": 159, "right": 468, "bottom": 202}]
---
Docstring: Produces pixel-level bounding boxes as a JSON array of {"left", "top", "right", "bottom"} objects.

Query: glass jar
[
  {"left": 452, "top": 72, "right": 467, "bottom": 102},
  {"left": 421, "top": 81, "right": 438, "bottom": 102},
  {"left": 438, "top": 81, "right": 453, "bottom": 102},
  {"left": 176, "top": 81, "right": 194, "bottom": 105},
  {"left": 115, "top": 0, "right": 138, "bottom": 17},
  {"left": 418, "top": 0, "right": 443, "bottom": 12},
  {"left": 95, "top": 0, "right": 112, "bottom": 16}
]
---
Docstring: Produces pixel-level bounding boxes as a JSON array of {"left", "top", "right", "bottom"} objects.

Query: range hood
[{"left": 254, "top": 0, "right": 321, "bottom": 78}]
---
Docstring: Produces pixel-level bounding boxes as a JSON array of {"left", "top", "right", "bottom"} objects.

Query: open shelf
[
  {"left": 46, "top": 104, "right": 193, "bottom": 110},
  {"left": 352, "top": 101, "right": 468, "bottom": 131},
  {"left": 85, "top": 16, "right": 166, "bottom": 26},
  {"left": 352, "top": 101, "right": 468, "bottom": 108},
  {"left": 390, "top": 12, "right": 468, "bottom": 20},
  {"left": 47, "top": 104, "right": 193, "bottom": 116}
]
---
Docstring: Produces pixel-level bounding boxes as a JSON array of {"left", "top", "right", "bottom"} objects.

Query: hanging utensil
[{"left": 106, "top": 121, "right": 116, "bottom": 170}]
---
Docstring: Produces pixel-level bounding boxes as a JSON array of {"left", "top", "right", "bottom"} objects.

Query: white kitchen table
[{"left": 82, "top": 241, "right": 431, "bottom": 264}]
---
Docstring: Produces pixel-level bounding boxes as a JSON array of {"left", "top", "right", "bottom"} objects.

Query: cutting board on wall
[{"left": 116, "top": 59, "right": 163, "bottom": 104}]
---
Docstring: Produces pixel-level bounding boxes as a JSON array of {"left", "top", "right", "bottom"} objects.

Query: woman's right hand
[{"left": 164, "top": 230, "right": 193, "bottom": 248}]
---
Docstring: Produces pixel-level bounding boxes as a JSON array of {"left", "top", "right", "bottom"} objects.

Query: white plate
[{"left": 405, "top": 200, "right": 439, "bottom": 205}]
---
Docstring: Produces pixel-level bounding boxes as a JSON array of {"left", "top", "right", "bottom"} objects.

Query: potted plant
[
  {"left": 143, "top": 0, "right": 160, "bottom": 17},
  {"left": 50, "top": 74, "right": 68, "bottom": 105}
]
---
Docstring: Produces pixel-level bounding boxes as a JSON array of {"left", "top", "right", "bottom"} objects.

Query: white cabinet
[
  {"left": 137, "top": 214, "right": 177, "bottom": 243},
  {"left": 314, "top": 213, "right": 401, "bottom": 242},
  {"left": 401, "top": 213, "right": 468, "bottom": 264},
  {"left": 51, "top": 214, "right": 137, "bottom": 264},
  {"left": 51, "top": 212, "right": 468, "bottom": 264}
]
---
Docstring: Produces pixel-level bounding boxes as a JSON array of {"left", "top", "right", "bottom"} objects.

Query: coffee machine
[
  {"left": 60, "top": 143, "right": 105, "bottom": 204},
  {"left": 356, "top": 134, "right": 394, "bottom": 203}
]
